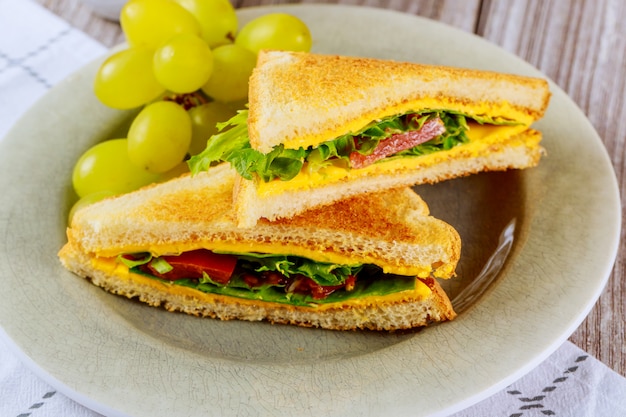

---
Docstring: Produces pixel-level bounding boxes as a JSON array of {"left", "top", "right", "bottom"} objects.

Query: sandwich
[
  {"left": 188, "top": 50, "right": 551, "bottom": 227},
  {"left": 58, "top": 164, "right": 461, "bottom": 331}
]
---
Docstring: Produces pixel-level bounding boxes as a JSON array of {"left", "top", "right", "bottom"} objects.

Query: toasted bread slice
[
  {"left": 248, "top": 50, "right": 550, "bottom": 153},
  {"left": 59, "top": 242, "right": 456, "bottom": 331},
  {"left": 229, "top": 51, "right": 550, "bottom": 227},
  {"left": 67, "top": 164, "right": 460, "bottom": 279},
  {"left": 59, "top": 164, "right": 460, "bottom": 330}
]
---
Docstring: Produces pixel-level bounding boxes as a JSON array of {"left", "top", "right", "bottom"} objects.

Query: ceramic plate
[{"left": 0, "top": 5, "right": 620, "bottom": 417}]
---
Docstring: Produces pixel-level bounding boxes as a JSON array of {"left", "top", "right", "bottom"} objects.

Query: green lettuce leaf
[
  {"left": 117, "top": 253, "right": 152, "bottom": 268},
  {"left": 132, "top": 267, "right": 417, "bottom": 307},
  {"left": 188, "top": 108, "right": 521, "bottom": 183},
  {"left": 187, "top": 110, "right": 250, "bottom": 175},
  {"left": 235, "top": 253, "right": 362, "bottom": 286},
  {"left": 149, "top": 257, "right": 173, "bottom": 274},
  {"left": 227, "top": 145, "right": 306, "bottom": 182},
  {"left": 123, "top": 251, "right": 419, "bottom": 306}
]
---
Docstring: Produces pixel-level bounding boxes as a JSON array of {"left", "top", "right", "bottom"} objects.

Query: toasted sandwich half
[
  {"left": 58, "top": 164, "right": 460, "bottom": 331},
  {"left": 189, "top": 50, "right": 550, "bottom": 227}
]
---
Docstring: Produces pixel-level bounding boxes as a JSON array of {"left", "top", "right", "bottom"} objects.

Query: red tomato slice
[{"left": 149, "top": 250, "right": 237, "bottom": 284}]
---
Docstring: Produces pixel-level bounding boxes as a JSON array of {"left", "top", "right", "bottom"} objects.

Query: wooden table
[{"left": 37, "top": 0, "right": 625, "bottom": 377}]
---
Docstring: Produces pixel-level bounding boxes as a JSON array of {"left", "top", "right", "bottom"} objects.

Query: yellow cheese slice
[
  {"left": 257, "top": 123, "right": 532, "bottom": 197},
  {"left": 91, "top": 257, "right": 433, "bottom": 310},
  {"left": 110, "top": 240, "right": 435, "bottom": 278},
  {"left": 287, "top": 97, "right": 537, "bottom": 151}
]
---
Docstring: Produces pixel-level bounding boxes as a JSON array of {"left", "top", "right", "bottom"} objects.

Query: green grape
[
  {"left": 120, "top": 0, "right": 201, "bottom": 49},
  {"left": 72, "top": 139, "right": 161, "bottom": 198},
  {"left": 94, "top": 46, "right": 165, "bottom": 109},
  {"left": 127, "top": 101, "right": 192, "bottom": 173},
  {"left": 68, "top": 191, "right": 115, "bottom": 224},
  {"left": 153, "top": 33, "right": 214, "bottom": 94},
  {"left": 201, "top": 44, "right": 256, "bottom": 102},
  {"left": 235, "top": 13, "right": 312, "bottom": 54},
  {"left": 173, "top": 0, "right": 238, "bottom": 48},
  {"left": 188, "top": 101, "right": 241, "bottom": 155}
]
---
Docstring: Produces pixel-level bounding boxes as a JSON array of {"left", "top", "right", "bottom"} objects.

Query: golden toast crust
[
  {"left": 248, "top": 50, "right": 551, "bottom": 152},
  {"left": 67, "top": 164, "right": 461, "bottom": 279}
]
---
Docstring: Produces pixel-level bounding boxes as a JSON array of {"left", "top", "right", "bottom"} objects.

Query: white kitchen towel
[
  {"left": 0, "top": 336, "right": 104, "bottom": 417},
  {"left": 0, "top": 0, "right": 106, "bottom": 139},
  {"left": 2, "top": 334, "right": 625, "bottom": 417},
  {"left": 450, "top": 340, "right": 626, "bottom": 417},
  {"left": 1, "top": 1, "right": 626, "bottom": 417}
]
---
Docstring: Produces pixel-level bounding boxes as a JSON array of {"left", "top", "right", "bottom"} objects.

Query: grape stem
[{"left": 163, "top": 91, "right": 209, "bottom": 110}]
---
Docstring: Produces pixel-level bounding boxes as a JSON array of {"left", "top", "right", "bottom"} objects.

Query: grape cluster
[{"left": 70, "top": 0, "right": 312, "bottom": 220}]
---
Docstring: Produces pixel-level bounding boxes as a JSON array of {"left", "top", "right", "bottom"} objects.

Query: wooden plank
[
  {"left": 37, "top": 0, "right": 481, "bottom": 43},
  {"left": 37, "top": 0, "right": 125, "bottom": 47},
  {"left": 478, "top": 0, "right": 626, "bottom": 376},
  {"left": 233, "top": 0, "right": 481, "bottom": 33}
]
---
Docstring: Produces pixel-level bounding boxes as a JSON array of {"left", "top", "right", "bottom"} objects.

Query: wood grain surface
[{"left": 36, "top": 0, "right": 626, "bottom": 377}]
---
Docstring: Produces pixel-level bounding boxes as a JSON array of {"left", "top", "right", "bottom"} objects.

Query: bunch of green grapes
[{"left": 70, "top": 0, "right": 313, "bottom": 220}]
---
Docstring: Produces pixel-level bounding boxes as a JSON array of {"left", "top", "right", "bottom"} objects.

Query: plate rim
[{"left": 0, "top": 4, "right": 621, "bottom": 417}]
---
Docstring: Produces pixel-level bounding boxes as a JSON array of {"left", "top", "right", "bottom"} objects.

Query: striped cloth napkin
[
  {"left": 1, "top": 1, "right": 625, "bottom": 416},
  {"left": 0, "top": 0, "right": 105, "bottom": 139}
]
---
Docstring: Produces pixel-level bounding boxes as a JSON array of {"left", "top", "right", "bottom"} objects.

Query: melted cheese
[
  {"left": 91, "top": 257, "right": 433, "bottom": 310},
  {"left": 108, "top": 241, "right": 434, "bottom": 277},
  {"left": 287, "top": 97, "right": 537, "bottom": 151},
  {"left": 257, "top": 123, "right": 533, "bottom": 197}
]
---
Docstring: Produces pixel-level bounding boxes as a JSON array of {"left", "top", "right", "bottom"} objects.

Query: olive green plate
[{"left": 0, "top": 5, "right": 620, "bottom": 417}]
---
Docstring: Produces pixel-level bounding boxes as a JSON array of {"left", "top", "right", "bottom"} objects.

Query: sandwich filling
[
  {"left": 117, "top": 248, "right": 431, "bottom": 306},
  {"left": 188, "top": 109, "right": 523, "bottom": 181}
]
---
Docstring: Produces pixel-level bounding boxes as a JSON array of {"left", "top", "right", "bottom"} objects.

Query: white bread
[
  {"left": 248, "top": 50, "right": 551, "bottom": 153},
  {"left": 59, "top": 164, "right": 461, "bottom": 330}
]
